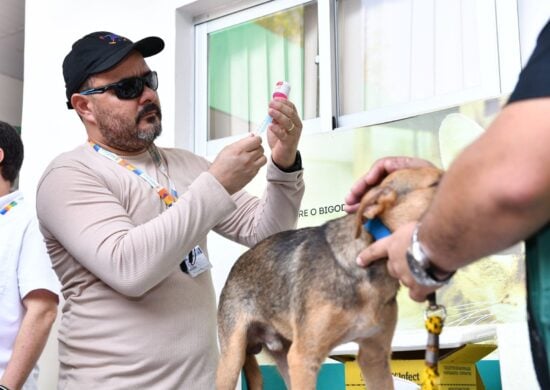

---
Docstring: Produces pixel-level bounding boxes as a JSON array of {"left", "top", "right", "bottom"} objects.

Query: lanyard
[
  {"left": 147, "top": 144, "right": 178, "bottom": 200},
  {"left": 0, "top": 199, "right": 19, "bottom": 215},
  {"left": 90, "top": 142, "right": 178, "bottom": 208}
]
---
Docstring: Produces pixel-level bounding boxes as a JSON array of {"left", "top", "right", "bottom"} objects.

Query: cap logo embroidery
[{"left": 99, "top": 34, "right": 128, "bottom": 45}]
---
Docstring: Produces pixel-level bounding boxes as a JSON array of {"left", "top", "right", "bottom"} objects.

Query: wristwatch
[{"left": 406, "top": 223, "right": 455, "bottom": 287}]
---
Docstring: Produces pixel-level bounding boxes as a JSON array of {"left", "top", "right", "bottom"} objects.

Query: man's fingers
[
  {"left": 343, "top": 203, "right": 359, "bottom": 213},
  {"left": 240, "top": 134, "right": 263, "bottom": 152},
  {"left": 356, "top": 238, "right": 389, "bottom": 267},
  {"left": 409, "top": 287, "right": 432, "bottom": 303},
  {"left": 364, "top": 163, "right": 388, "bottom": 186}
]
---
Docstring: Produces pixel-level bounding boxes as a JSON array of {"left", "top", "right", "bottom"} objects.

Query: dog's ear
[{"left": 355, "top": 187, "right": 397, "bottom": 238}]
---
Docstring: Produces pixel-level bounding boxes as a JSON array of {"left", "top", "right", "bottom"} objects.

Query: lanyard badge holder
[{"left": 180, "top": 246, "right": 211, "bottom": 277}]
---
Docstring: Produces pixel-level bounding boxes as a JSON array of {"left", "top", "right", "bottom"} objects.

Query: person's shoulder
[
  {"left": 37, "top": 143, "right": 100, "bottom": 188},
  {"left": 537, "top": 20, "right": 550, "bottom": 42},
  {"left": 508, "top": 20, "right": 550, "bottom": 104},
  {"left": 6, "top": 192, "right": 35, "bottom": 224},
  {"left": 47, "top": 143, "right": 93, "bottom": 166}
]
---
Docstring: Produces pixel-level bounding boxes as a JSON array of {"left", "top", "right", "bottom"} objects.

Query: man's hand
[
  {"left": 266, "top": 99, "right": 302, "bottom": 169},
  {"left": 345, "top": 157, "right": 435, "bottom": 213},
  {"left": 209, "top": 135, "right": 267, "bottom": 194},
  {"left": 356, "top": 222, "right": 438, "bottom": 302}
]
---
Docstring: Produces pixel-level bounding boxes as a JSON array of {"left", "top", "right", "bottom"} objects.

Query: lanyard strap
[
  {"left": 0, "top": 198, "right": 21, "bottom": 215},
  {"left": 147, "top": 144, "right": 178, "bottom": 199},
  {"left": 90, "top": 142, "right": 177, "bottom": 208}
]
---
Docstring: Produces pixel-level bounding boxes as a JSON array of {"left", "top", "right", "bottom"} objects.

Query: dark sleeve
[{"left": 508, "top": 20, "right": 550, "bottom": 104}]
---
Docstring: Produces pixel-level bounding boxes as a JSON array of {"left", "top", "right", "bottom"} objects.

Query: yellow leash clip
[{"left": 421, "top": 292, "right": 447, "bottom": 390}]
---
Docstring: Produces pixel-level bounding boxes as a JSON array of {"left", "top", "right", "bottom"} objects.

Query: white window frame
[
  {"left": 194, "top": 0, "right": 330, "bottom": 157},
  {"left": 193, "top": 0, "right": 521, "bottom": 157},
  {"left": 335, "top": 0, "right": 520, "bottom": 131}
]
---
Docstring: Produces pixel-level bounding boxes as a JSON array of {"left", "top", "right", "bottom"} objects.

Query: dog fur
[{"left": 216, "top": 167, "right": 443, "bottom": 390}]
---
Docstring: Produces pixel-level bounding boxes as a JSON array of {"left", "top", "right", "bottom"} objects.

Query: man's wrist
[
  {"left": 273, "top": 150, "right": 302, "bottom": 172},
  {"left": 406, "top": 223, "right": 455, "bottom": 287},
  {"left": 0, "top": 384, "right": 12, "bottom": 390}
]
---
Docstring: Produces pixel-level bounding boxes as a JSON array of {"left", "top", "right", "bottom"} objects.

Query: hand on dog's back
[{"left": 345, "top": 156, "right": 436, "bottom": 213}]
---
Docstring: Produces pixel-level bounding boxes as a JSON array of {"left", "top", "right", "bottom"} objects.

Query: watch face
[
  {"left": 406, "top": 250, "right": 446, "bottom": 288},
  {"left": 411, "top": 240, "right": 430, "bottom": 269}
]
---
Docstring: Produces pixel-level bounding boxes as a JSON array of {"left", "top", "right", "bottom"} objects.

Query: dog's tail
[{"left": 243, "top": 354, "right": 262, "bottom": 389}]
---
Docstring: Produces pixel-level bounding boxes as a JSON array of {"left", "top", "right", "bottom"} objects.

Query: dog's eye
[{"left": 428, "top": 180, "right": 440, "bottom": 188}]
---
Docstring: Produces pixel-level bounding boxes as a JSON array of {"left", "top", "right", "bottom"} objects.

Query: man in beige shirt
[{"left": 36, "top": 31, "right": 304, "bottom": 389}]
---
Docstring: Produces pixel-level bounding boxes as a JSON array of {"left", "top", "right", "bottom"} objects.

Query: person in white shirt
[{"left": 0, "top": 121, "right": 60, "bottom": 390}]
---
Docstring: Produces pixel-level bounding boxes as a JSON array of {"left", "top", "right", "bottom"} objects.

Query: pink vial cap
[{"left": 272, "top": 81, "right": 291, "bottom": 99}]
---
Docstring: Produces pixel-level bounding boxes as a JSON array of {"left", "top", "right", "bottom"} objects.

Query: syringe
[{"left": 255, "top": 81, "right": 291, "bottom": 135}]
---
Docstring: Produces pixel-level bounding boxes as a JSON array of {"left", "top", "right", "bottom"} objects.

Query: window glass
[
  {"left": 207, "top": 2, "right": 318, "bottom": 141},
  {"left": 337, "top": 0, "right": 498, "bottom": 120}
]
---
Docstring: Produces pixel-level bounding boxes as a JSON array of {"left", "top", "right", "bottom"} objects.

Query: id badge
[{"left": 181, "top": 246, "right": 211, "bottom": 277}]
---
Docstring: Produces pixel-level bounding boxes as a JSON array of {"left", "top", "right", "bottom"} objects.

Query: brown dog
[{"left": 216, "top": 167, "right": 443, "bottom": 390}]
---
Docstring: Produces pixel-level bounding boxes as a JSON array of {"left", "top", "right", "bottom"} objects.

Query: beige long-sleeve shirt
[{"left": 36, "top": 142, "right": 304, "bottom": 389}]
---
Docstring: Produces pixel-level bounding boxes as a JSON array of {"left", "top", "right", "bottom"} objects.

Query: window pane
[
  {"left": 207, "top": 2, "right": 319, "bottom": 141},
  {"left": 290, "top": 96, "right": 524, "bottom": 332},
  {"left": 337, "top": 0, "right": 496, "bottom": 116}
]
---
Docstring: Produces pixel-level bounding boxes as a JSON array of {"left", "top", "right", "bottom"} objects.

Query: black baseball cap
[{"left": 63, "top": 31, "right": 164, "bottom": 109}]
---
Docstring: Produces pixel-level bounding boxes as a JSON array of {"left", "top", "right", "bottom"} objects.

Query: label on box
[{"left": 333, "top": 343, "right": 496, "bottom": 390}]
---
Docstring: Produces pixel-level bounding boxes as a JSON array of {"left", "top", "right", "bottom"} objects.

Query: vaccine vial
[
  {"left": 255, "top": 81, "right": 291, "bottom": 134},
  {"left": 272, "top": 81, "right": 291, "bottom": 100}
]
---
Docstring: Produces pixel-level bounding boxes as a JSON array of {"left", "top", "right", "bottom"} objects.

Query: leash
[{"left": 421, "top": 292, "right": 446, "bottom": 390}]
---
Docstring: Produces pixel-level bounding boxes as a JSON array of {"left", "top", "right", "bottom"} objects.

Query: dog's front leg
[{"left": 356, "top": 333, "right": 395, "bottom": 390}]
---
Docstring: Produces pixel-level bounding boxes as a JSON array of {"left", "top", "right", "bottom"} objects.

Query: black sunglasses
[{"left": 79, "top": 71, "right": 158, "bottom": 100}]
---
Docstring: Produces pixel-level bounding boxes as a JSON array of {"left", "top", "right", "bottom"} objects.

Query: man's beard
[{"left": 95, "top": 103, "right": 163, "bottom": 153}]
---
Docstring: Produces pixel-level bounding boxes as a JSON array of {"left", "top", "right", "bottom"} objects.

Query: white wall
[
  {"left": 0, "top": 73, "right": 23, "bottom": 126},
  {"left": 20, "top": 0, "right": 550, "bottom": 389}
]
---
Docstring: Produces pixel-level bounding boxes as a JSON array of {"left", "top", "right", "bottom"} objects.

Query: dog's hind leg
[
  {"left": 216, "top": 319, "right": 253, "bottom": 390},
  {"left": 270, "top": 349, "right": 291, "bottom": 389},
  {"left": 286, "top": 304, "right": 348, "bottom": 390},
  {"left": 243, "top": 354, "right": 263, "bottom": 390},
  {"left": 286, "top": 340, "right": 325, "bottom": 390}
]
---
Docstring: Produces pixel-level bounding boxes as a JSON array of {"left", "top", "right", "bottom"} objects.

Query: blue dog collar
[{"left": 363, "top": 218, "right": 392, "bottom": 241}]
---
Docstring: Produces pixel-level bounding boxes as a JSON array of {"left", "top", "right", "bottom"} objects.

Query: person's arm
[
  {"left": 213, "top": 158, "right": 305, "bottom": 247},
  {"left": 37, "top": 158, "right": 237, "bottom": 298},
  {"left": 212, "top": 98, "right": 305, "bottom": 246},
  {"left": 419, "top": 99, "right": 550, "bottom": 265},
  {"left": 358, "top": 98, "right": 550, "bottom": 301},
  {"left": 0, "top": 290, "right": 58, "bottom": 390}
]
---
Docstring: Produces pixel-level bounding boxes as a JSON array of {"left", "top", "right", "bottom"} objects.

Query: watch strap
[{"left": 407, "top": 224, "right": 455, "bottom": 287}]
